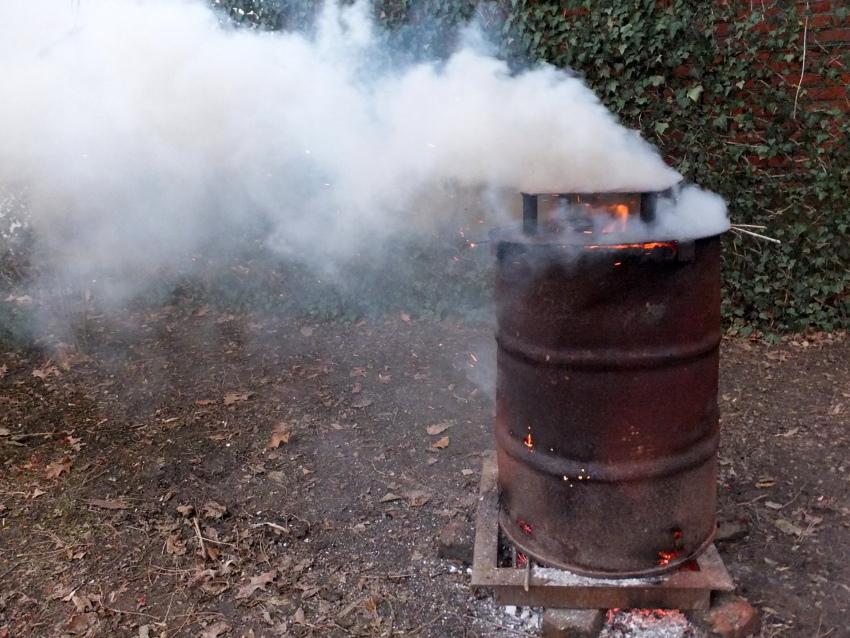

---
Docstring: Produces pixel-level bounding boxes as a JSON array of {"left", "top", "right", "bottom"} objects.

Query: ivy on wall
[{"left": 213, "top": 0, "right": 849, "bottom": 334}]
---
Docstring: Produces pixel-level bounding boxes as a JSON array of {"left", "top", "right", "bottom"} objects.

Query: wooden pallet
[{"left": 471, "top": 452, "right": 735, "bottom": 611}]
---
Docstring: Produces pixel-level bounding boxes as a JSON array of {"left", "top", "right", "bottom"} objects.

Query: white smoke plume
[{"left": 0, "top": 0, "right": 728, "bottom": 298}]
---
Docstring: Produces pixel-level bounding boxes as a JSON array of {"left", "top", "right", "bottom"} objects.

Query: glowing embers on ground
[{"left": 604, "top": 608, "right": 697, "bottom": 635}]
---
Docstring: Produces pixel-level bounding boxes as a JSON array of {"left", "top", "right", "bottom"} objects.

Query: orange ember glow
[
  {"left": 672, "top": 529, "right": 683, "bottom": 542},
  {"left": 601, "top": 203, "right": 630, "bottom": 234},
  {"left": 523, "top": 433, "right": 534, "bottom": 450},
  {"left": 657, "top": 550, "right": 681, "bottom": 567},
  {"left": 585, "top": 241, "right": 675, "bottom": 252},
  {"left": 517, "top": 518, "right": 534, "bottom": 536},
  {"left": 516, "top": 552, "right": 528, "bottom": 567}
]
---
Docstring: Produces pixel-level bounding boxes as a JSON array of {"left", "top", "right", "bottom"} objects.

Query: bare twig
[
  {"left": 793, "top": 11, "right": 809, "bottom": 120},
  {"left": 741, "top": 493, "right": 769, "bottom": 506},
  {"left": 192, "top": 517, "right": 207, "bottom": 560},
  {"left": 0, "top": 562, "right": 22, "bottom": 580},
  {"left": 778, "top": 483, "right": 808, "bottom": 510},
  {"left": 731, "top": 223, "right": 768, "bottom": 229},
  {"left": 731, "top": 227, "right": 782, "bottom": 244},
  {"left": 250, "top": 521, "right": 290, "bottom": 535}
]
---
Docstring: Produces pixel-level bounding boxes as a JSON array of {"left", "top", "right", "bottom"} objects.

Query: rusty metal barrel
[{"left": 492, "top": 203, "right": 722, "bottom": 578}]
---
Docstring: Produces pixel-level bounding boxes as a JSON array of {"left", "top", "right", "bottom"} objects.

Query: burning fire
[
  {"left": 523, "top": 432, "right": 534, "bottom": 450},
  {"left": 584, "top": 241, "right": 675, "bottom": 252},
  {"left": 601, "top": 203, "right": 630, "bottom": 234}
]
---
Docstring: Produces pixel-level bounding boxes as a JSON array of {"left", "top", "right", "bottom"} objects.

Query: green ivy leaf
[{"left": 686, "top": 84, "right": 704, "bottom": 102}]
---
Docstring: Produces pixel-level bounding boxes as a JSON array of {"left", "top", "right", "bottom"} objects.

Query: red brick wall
[{"left": 724, "top": 0, "right": 850, "bottom": 112}]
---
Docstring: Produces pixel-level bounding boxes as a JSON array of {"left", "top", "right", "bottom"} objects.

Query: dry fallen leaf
[
  {"left": 351, "top": 397, "right": 373, "bottom": 409},
  {"left": 379, "top": 492, "right": 402, "bottom": 503},
  {"left": 31, "top": 488, "right": 46, "bottom": 499},
  {"left": 235, "top": 569, "right": 277, "bottom": 600},
  {"left": 431, "top": 436, "right": 449, "bottom": 450},
  {"left": 176, "top": 504, "right": 195, "bottom": 517},
  {"left": 461, "top": 469, "right": 474, "bottom": 476},
  {"left": 54, "top": 343, "right": 91, "bottom": 371},
  {"left": 405, "top": 490, "right": 431, "bottom": 507},
  {"left": 774, "top": 519, "right": 804, "bottom": 536},
  {"left": 223, "top": 391, "right": 252, "bottom": 406},
  {"left": 0, "top": 427, "right": 10, "bottom": 437},
  {"left": 755, "top": 477, "right": 776, "bottom": 489},
  {"left": 71, "top": 593, "right": 96, "bottom": 613},
  {"left": 267, "top": 423, "right": 292, "bottom": 449},
  {"left": 378, "top": 373, "right": 391, "bottom": 384},
  {"left": 195, "top": 399, "right": 217, "bottom": 406},
  {"left": 67, "top": 612, "right": 97, "bottom": 633},
  {"left": 200, "top": 621, "right": 231, "bottom": 638},
  {"left": 165, "top": 534, "right": 187, "bottom": 556},
  {"left": 84, "top": 498, "right": 129, "bottom": 510},
  {"left": 363, "top": 596, "right": 380, "bottom": 614},
  {"left": 0, "top": 364, "right": 7, "bottom": 380},
  {"left": 203, "top": 501, "right": 227, "bottom": 520},
  {"left": 32, "top": 364, "right": 60, "bottom": 380},
  {"left": 426, "top": 423, "right": 451, "bottom": 436},
  {"left": 66, "top": 435, "right": 83, "bottom": 452},
  {"left": 45, "top": 457, "right": 72, "bottom": 479},
  {"left": 293, "top": 607, "right": 306, "bottom": 624},
  {"left": 400, "top": 312, "right": 411, "bottom": 323}
]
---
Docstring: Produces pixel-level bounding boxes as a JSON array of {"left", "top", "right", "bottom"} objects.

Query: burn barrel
[{"left": 493, "top": 192, "right": 722, "bottom": 578}]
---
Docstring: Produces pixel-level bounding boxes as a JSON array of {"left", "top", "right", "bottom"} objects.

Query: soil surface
[{"left": 0, "top": 304, "right": 847, "bottom": 637}]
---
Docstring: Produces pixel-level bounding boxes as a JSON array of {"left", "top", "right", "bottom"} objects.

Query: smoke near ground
[{"left": 0, "top": 0, "right": 728, "bottom": 322}]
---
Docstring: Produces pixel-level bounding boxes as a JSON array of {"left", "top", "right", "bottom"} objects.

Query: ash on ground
[{"left": 600, "top": 609, "right": 706, "bottom": 638}]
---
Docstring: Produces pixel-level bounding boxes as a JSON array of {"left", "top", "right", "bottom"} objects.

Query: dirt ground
[{"left": 0, "top": 302, "right": 848, "bottom": 637}]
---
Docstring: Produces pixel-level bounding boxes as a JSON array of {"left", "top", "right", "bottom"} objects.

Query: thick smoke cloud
[{"left": 0, "top": 0, "right": 728, "bottom": 301}]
